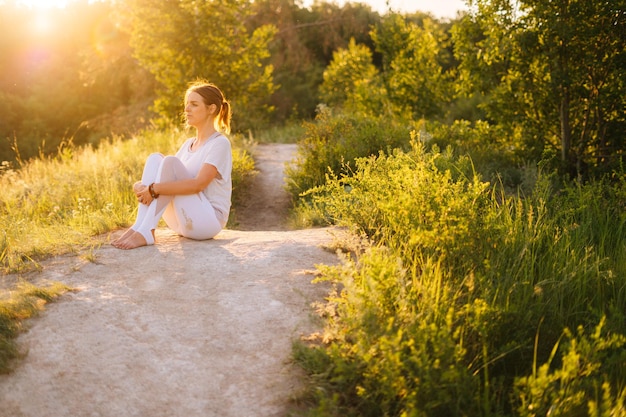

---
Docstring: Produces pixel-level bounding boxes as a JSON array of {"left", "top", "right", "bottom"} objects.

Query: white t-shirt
[{"left": 175, "top": 133, "right": 232, "bottom": 226}]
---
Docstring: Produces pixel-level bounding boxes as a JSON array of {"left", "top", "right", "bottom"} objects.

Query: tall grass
[
  {"left": 0, "top": 126, "right": 255, "bottom": 273},
  {"left": 0, "top": 125, "right": 256, "bottom": 371},
  {"left": 252, "top": 120, "right": 305, "bottom": 144},
  {"left": 0, "top": 281, "right": 70, "bottom": 373},
  {"left": 291, "top": 123, "right": 626, "bottom": 415}
]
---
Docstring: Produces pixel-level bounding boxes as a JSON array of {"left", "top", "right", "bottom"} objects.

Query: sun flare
[
  {"left": 17, "top": 0, "right": 71, "bottom": 36},
  {"left": 31, "top": 12, "right": 54, "bottom": 34},
  {"left": 19, "top": 0, "right": 70, "bottom": 8}
]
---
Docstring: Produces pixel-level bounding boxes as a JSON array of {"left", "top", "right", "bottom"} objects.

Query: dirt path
[
  {"left": 234, "top": 144, "right": 296, "bottom": 231},
  {"left": 0, "top": 144, "right": 338, "bottom": 417}
]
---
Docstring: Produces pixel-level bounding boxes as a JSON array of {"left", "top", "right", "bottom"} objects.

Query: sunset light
[
  {"left": 30, "top": 12, "right": 55, "bottom": 34},
  {"left": 18, "top": 0, "right": 70, "bottom": 8},
  {"left": 0, "top": 0, "right": 625, "bottom": 414}
]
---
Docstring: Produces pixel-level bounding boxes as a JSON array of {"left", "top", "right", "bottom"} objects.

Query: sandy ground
[{"left": 0, "top": 144, "right": 338, "bottom": 417}]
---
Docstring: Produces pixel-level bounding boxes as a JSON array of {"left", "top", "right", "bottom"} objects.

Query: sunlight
[
  {"left": 17, "top": 1, "right": 69, "bottom": 36},
  {"left": 19, "top": 0, "right": 70, "bottom": 8},
  {"left": 31, "top": 12, "right": 54, "bottom": 34}
]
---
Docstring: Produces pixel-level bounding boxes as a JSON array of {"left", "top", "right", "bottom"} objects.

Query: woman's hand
[{"left": 134, "top": 182, "right": 153, "bottom": 205}]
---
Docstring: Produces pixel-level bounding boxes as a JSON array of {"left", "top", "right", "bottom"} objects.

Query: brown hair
[{"left": 185, "top": 81, "right": 232, "bottom": 134}]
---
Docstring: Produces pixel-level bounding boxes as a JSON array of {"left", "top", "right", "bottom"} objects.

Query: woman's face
[{"left": 185, "top": 91, "right": 215, "bottom": 128}]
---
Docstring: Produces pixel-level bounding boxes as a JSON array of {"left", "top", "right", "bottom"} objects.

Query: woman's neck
[{"left": 195, "top": 124, "right": 217, "bottom": 144}]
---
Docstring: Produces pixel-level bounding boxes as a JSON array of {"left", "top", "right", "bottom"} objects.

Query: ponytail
[{"left": 217, "top": 98, "right": 232, "bottom": 134}]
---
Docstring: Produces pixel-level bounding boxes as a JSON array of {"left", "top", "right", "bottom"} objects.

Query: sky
[
  {"left": 302, "top": 0, "right": 469, "bottom": 19},
  {"left": 14, "top": 0, "right": 469, "bottom": 19}
]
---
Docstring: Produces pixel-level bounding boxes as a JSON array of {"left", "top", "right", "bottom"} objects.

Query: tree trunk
[{"left": 560, "top": 86, "right": 572, "bottom": 172}]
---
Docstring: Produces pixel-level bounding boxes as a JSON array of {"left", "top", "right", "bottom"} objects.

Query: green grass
[
  {"left": 0, "top": 125, "right": 257, "bottom": 371},
  {"left": 0, "top": 281, "right": 71, "bottom": 373},
  {"left": 251, "top": 120, "right": 306, "bottom": 144},
  {"left": 0, "top": 126, "right": 256, "bottom": 273},
  {"left": 288, "top": 117, "right": 626, "bottom": 415}
]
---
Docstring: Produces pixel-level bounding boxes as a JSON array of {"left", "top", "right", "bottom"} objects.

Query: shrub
[
  {"left": 285, "top": 107, "right": 412, "bottom": 201},
  {"left": 296, "top": 140, "right": 626, "bottom": 416}
]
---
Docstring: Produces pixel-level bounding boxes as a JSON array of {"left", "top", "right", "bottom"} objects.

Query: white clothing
[
  {"left": 130, "top": 134, "right": 232, "bottom": 244},
  {"left": 175, "top": 132, "right": 232, "bottom": 225}
]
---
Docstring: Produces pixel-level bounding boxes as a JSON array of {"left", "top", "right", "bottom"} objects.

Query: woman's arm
[
  {"left": 152, "top": 163, "right": 218, "bottom": 196},
  {"left": 136, "top": 163, "right": 218, "bottom": 204}
]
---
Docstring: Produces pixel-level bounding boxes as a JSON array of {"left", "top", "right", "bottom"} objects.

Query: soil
[{"left": 0, "top": 144, "right": 339, "bottom": 417}]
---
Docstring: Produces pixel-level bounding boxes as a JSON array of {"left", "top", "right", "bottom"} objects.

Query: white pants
[{"left": 131, "top": 153, "right": 222, "bottom": 244}]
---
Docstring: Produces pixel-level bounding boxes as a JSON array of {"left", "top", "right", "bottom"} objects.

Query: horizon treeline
[
  {"left": 0, "top": 0, "right": 394, "bottom": 163},
  {"left": 1, "top": 0, "right": 624, "bottom": 179}
]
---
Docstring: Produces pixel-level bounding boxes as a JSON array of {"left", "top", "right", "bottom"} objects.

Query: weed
[{"left": 290, "top": 115, "right": 626, "bottom": 415}]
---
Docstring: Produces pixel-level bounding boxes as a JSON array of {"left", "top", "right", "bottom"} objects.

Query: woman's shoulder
[{"left": 213, "top": 134, "right": 231, "bottom": 147}]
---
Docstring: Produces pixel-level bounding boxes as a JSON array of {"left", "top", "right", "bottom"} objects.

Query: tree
[
  {"left": 371, "top": 13, "right": 454, "bottom": 121},
  {"left": 247, "top": 0, "right": 381, "bottom": 121},
  {"left": 521, "top": 0, "right": 626, "bottom": 174},
  {"left": 320, "top": 38, "right": 380, "bottom": 108},
  {"left": 454, "top": 0, "right": 626, "bottom": 176},
  {"left": 118, "top": 0, "right": 277, "bottom": 131},
  {"left": 0, "top": 1, "right": 152, "bottom": 163}
]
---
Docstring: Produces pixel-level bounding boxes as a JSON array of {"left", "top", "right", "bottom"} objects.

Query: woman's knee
[
  {"left": 160, "top": 156, "right": 190, "bottom": 181},
  {"left": 142, "top": 153, "right": 166, "bottom": 183},
  {"left": 170, "top": 196, "right": 221, "bottom": 240},
  {"left": 146, "top": 153, "right": 165, "bottom": 163},
  {"left": 177, "top": 214, "right": 221, "bottom": 240},
  {"left": 162, "top": 155, "right": 183, "bottom": 168}
]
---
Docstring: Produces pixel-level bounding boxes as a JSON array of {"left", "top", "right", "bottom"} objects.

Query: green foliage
[
  {"left": 292, "top": 138, "right": 626, "bottom": 415},
  {"left": 300, "top": 248, "right": 481, "bottom": 417},
  {"left": 312, "top": 140, "right": 491, "bottom": 271},
  {"left": 0, "top": 1, "right": 155, "bottom": 163},
  {"left": 0, "top": 281, "right": 70, "bottom": 373},
  {"left": 119, "top": 0, "right": 278, "bottom": 131},
  {"left": 425, "top": 120, "right": 530, "bottom": 189},
  {"left": 453, "top": 0, "right": 626, "bottom": 176},
  {"left": 285, "top": 107, "right": 412, "bottom": 200},
  {"left": 320, "top": 38, "right": 381, "bottom": 109},
  {"left": 248, "top": 0, "right": 382, "bottom": 121},
  {"left": 372, "top": 13, "right": 454, "bottom": 121},
  {"left": 317, "top": 13, "right": 458, "bottom": 123},
  {"left": 515, "top": 320, "right": 626, "bottom": 417},
  {"left": 319, "top": 38, "right": 393, "bottom": 119},
  {"left": 251, "top": 120, "right": 305, "bottom": 144}
]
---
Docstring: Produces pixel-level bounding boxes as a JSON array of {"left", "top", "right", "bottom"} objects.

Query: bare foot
[
  {"left": 111, "top": 228, "right": 135, "bottom": 247},
  {"left": 113, "top": 231, "right": 148, "bottom": 250}
]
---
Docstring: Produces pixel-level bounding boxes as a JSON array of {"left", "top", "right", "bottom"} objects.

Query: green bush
[
  {"left": 295, "top": 140, "right": 626, "bottom": 416},
  {"left": 285, "top": 107, "right": 412, "bottom": 201},
  {"left": 515, "top": 319, "right": 626, "bottom": 417},
  {"left": 308, "top": 139, "right": 490, "bottom": 274},
  {"left": 426, "top": 120, "right": 528, "bottom": 190}
]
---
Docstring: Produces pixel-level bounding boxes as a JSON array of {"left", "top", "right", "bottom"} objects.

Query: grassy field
[{"left": 0, "top": 125, "right": 258, "bottom": 372}]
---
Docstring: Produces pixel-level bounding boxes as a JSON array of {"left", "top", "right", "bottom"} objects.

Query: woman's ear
[{"left": 208, "top": 103, "right": 218, "bottom": 116}]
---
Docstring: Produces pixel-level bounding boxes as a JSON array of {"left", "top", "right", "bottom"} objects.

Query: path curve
[
  {"left": 234, "top": 144, "right": 296, "bottom": 231},
  {"left": 0, "top": 144, "right": 337, "bottom": 417}
]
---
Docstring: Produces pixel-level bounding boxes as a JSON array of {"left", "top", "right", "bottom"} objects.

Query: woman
[{"left": 112, "top": 81, "right": 232, "bottom": 250}]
